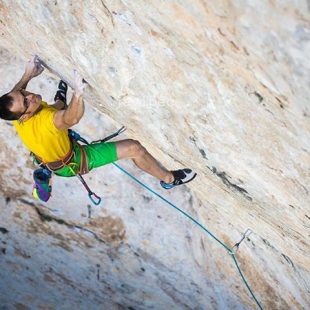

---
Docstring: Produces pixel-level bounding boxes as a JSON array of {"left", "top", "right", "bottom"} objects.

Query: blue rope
[
  {"left": 113, "top": 162, "right": 263, "bottom": 310},
  {"left": 70, "top": 128, "right": 262, "bottom": 309}
]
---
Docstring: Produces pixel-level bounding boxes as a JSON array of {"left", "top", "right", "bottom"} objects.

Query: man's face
[{"left": 9, "top": 90, "right": 42, "bottom": 118}]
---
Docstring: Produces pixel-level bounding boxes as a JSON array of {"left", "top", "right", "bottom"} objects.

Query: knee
[{"left": 128, "top": 139, "right": 146, "bottom": 157}]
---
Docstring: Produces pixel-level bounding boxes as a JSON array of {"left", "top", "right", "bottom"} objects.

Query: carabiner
[{"left": 88, "top": 192, "right": 102, "bottom": 205}]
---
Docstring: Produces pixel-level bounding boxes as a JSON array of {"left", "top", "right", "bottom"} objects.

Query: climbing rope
[
  {"left": 70, "top": 127, "right": 262, "bottom": 308},
  {"left": 35, "top": 60, "right": 262, "bottom": 307},
  {"left": 113, "top": 162, "right": 263, "bottom": 309}
]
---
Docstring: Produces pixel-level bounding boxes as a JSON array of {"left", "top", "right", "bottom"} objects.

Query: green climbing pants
[{"left": 54, "top": 141, "right": 118, "bottom": 177}]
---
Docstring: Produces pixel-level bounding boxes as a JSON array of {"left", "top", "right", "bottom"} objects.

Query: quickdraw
[{"left": 68, "top": 126, "right": 126, "bottom": 205}]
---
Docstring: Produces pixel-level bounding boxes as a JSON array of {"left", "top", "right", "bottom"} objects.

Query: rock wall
[{"left": 0, "top": 1, "right": 309, "bottom": 309}]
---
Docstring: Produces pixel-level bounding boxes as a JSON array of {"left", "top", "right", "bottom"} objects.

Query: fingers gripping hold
[
  {"left": 26, "top": 55, "right": 44, "bottom": 78},
  {"left": 73, "top": 70, "right": 88, "bottom": 97}
]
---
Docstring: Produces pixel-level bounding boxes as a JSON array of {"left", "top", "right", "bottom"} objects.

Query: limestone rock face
[{"left": 0, "top": 1, "right": 309, "bottom": 309}]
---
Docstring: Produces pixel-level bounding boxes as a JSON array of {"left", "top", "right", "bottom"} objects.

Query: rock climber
[{"left": 0, "top": 56, "right": 196, "bottom": 196}]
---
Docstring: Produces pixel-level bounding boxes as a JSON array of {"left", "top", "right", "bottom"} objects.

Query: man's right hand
[{"left": 73, "top": 70, "right": 87, "bottom": 97}]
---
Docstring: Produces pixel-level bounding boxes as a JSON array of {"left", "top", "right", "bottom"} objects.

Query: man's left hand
[{"left": 23, "top": 55, "right": 44, "bottom": 80}]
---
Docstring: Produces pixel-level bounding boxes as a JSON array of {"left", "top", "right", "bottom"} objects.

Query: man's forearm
[
  {"left": 53, "top": 70, "right": 86, "bottom": 130},
  {"left": 63, "top": 93, "right": 85, "bottom": 125},
  {"left": 11, "top": 56, "right": 44, "bottom": 92},
  {"left": 50, "top": 100, "right": 66, "bottom": 110},
  {"left": 11, "top": 74, "right": 31, "bottom": 91}
]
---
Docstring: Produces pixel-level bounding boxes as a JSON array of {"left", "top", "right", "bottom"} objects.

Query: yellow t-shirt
[{"left": 13, "top": 101, "right": 71, "bottom": 162}]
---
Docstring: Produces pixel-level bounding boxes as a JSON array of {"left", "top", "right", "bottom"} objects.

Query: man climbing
[{"left": 0, "top": 56, "right": 196, "bottom": 200}]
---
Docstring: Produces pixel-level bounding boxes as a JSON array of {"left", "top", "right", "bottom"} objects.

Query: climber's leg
[{"left": 116, "top": 139, "right": 174, "bottom": 183}]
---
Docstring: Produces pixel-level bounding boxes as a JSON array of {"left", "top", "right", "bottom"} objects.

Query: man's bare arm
[
  {"left": 53, "top": 71, "right": 87, "bottom": 129},
  {"left": 11, "top": 75, "right": 31, "bottom": 91},
  {"left": 11, "top": 56, "right": 44, "bottom": 92},
  {"left": 50, "top": 100, "right": 66, "bottom": 110},
  {"left": 53, "top": 94, "right": 84, "bottom": 129}
]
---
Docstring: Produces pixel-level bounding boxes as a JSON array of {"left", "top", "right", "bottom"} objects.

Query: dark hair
[{"left": 0, "top": 93, "right": 20, "bottom": 120}]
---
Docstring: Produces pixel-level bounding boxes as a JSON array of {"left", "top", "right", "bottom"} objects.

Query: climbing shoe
[
  {"left": 160, "top": 168, "right": 197, "bottom": 189},
  {"left": 54, "top": 80, "right": 68, "bottom": 109}
]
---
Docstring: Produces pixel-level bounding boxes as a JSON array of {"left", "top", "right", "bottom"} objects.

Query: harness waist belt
[
  {"left": 33, "top": 141, "right": 89, "bottom": 175},
  {"left": 46, "top": 149, "right": 74, "bottom": 171}
]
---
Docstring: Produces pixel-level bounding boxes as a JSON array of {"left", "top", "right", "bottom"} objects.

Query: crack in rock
[
  {"left": 281, "top": 253, "right": 295, "bottom": 270},
  {"left": 100, "top": 0, "right": 114, "bottom": 26},
  {"left": 0, "top": 227, "right": 9, "bottom": 234},
  {"left": 209, "top": 166, "right": 252, "bottom": 201},
  {"left": 254, "top": 91, "right": 264, "bottom": 103},
  {"left": 189, "top": 136, "right": 208, "bottom": 160}
]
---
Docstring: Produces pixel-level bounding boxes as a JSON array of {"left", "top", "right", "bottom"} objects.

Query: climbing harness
[
  {"left": 67, "top": 127, "right": 127, "bottom": 205},
  {"left": 32, "top": 127, "right": 126, "bottom": 205}
]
